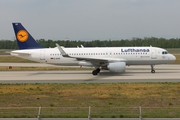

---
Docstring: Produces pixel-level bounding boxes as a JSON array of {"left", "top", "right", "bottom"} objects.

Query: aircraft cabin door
[
  {"left": 40, "top": 50, "right": 45, "bottom": 60},
  {"left": 151, "top": 48, "right": 157, "bottom": 59}
]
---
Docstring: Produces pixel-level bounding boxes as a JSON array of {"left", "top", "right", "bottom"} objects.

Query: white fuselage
[{"left": 11, "top": 46, "right": 176, "bottom": 66}]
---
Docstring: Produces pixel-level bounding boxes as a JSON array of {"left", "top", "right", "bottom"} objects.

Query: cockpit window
[{"left": 162, "top": 51, "right": 169, "bottom": 54}]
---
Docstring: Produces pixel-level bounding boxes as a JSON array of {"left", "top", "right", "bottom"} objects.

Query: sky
[{"left": 0, "top": 0, "right": 180, "bottom": 40}]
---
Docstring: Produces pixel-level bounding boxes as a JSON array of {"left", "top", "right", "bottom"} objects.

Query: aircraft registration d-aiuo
[{"left": 11, "top": 23, "right": 176, "bottom": 75}]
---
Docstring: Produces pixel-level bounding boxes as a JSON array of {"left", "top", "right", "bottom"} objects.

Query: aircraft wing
[{"left": 56, "top": 43, "right": 126, "bottom": 65}]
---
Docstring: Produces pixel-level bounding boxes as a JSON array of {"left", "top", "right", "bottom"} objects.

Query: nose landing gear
[{"left": 151, "top": 65, "right": 155, "bottom": 73}]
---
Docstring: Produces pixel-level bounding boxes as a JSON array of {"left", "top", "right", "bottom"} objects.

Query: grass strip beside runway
[
  {"left": 0, "top": 56, "right": 35, "bottom": 63},
  {"left": 0, "top": 66, "right": 93, "bottom": 71},
  {"left": 0, "top": 83, "right": 180, "bottom": 118}
]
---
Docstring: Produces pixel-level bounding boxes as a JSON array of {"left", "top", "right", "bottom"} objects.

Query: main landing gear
[
  {"left": 92, "top": 68, "right": 100, "bottom": 75},
  {"left": 151, "top": 65, "right": 155, "bottom": 73}
]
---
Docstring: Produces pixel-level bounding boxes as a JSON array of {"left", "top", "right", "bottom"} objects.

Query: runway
[{"left": 0, "top": 64, "right": 180, "bottom": 83}]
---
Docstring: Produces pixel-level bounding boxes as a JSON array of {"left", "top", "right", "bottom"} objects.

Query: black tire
[
  {"left": 92, "top": 70, "right": 98, "bottom": 75},
  {"left": 151, "top": 70, "right": 155, "bottom": 73},
  {"left": 96, "top": 68, "right": 100, "bottom": 73}
]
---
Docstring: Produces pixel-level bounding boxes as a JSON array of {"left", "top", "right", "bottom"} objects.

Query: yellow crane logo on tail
[{"left": 17, "top": 30, "right": 28, "bottom": 42}]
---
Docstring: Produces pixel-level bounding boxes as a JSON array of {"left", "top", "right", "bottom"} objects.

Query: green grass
[
  {"left": 0, "top": 66, "right": 93, "bottom": 71},
  {"left": 167, "top": 48, "right": 180, "bottom": 54},
  {"left": 0, "top": 83, "right": 180, "bottom": 118},
  {"left": 0, "top": 49, "right": 12, "bottom": 55},
  {"left": 0, "top": 56, "right": 35, "bottom": 63}
]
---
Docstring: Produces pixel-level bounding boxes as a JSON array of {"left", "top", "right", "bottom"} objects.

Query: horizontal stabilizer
[{"left": 10, "top": 51, "right": 31, "bottom": 56}]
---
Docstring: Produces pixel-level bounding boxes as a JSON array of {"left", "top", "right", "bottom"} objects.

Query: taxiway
[{"left": 0, "top": 64, "right": 179, "bottom": 83}]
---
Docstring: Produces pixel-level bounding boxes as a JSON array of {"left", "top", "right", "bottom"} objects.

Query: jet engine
[
  {"left": 107, "top": 62, "right": 126, "bottom": 72},
  {"left": 78, "top": 61, "right": 93, "bottom": 66}
]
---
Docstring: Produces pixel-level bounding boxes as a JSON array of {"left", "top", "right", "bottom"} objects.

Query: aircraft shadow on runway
[
  {"left": 28, "top": 71, "right": 131, "bottom": 76},
  {"left": 27, "top": 69, "right": 179, "bottom": 77},
  {"left": 27, "top": 71, "right": 90, "bottom": 76}
]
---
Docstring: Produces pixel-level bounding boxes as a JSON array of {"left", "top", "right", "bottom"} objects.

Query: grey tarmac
[{"left": 0, "top": 64, "right": 180, "bottom": 83}]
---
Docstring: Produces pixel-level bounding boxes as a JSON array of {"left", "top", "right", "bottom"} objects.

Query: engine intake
[{"left": 107, "top": 62, "right": 126, "bottom": 72}]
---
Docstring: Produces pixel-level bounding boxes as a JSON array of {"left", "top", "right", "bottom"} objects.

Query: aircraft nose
[{"left": 171, "top": 54, "right": 176, "bottom": 61}]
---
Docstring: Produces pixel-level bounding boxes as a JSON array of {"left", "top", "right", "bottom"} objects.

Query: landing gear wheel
[
  {"left": 151, "top": 70, "right": 155, "bottom": 73},
  {"left": 92, "top": 70, "right": 98, "bottom": 75},
  {"left": 96, "top": 68, "right": 100, "bottom": 73},
  {"left": 92, "top": 68, "right": 101, "bottom": 75},
  {"left": 150, "top": 65, "right": 155, "bottom": 73}
]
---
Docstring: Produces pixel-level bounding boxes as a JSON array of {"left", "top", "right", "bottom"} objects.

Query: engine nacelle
[
  {"left": 107, "top": 62, "right": 126, "bottom": 73},
  {"left": 78, "top": 61, "right": 93, "bottom": 66}
]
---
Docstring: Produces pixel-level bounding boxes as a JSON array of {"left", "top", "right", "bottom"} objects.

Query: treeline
[{"left": 1, "top": 37, "right": 180, "bottom": 49}]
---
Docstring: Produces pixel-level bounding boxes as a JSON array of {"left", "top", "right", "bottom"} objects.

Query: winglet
[{"left": 55, "top": 43, "right": 70, "bottom": 57}]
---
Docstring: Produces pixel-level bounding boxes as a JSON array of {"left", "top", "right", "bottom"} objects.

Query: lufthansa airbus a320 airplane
[{"left": 11, "top": 23, "right": 176, "bottom": 75}]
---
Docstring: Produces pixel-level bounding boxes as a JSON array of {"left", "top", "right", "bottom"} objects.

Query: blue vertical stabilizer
[{"left": 12, "top": 23, "right": 43, "bottom": 49}]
